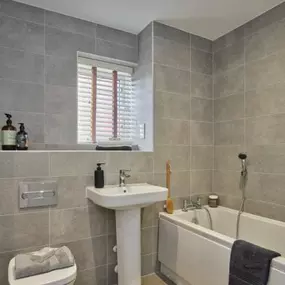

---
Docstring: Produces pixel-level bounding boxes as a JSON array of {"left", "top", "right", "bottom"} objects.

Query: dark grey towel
[
  {"left": 96, "top": 146, "right": 132, "bottom": 151},
  {"left": 229, "top": 240, "right": 280, "bottom": 285}
]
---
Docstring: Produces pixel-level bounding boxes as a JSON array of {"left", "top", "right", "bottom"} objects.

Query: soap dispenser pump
[
  {"left": 1, "top": 113, "right": 17, "bottom": 150},
  {"left": 95, "top": 163, "right": 105, "bottom": 188}
]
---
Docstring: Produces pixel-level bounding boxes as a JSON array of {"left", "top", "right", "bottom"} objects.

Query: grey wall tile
[
  {"left": 155, "top": 91, "right": 190, "bottom": 120},
  {"left": 138, "top": 37, "right": 152, "bottom": 66},
  {"left": 246, "top": 82, "right": 285, "bottom": 117},
  {"left": 107, "top": 234, "right": 117, "bottom": 265},
  {"left": 213, "top": 26, "right": 244, "bottom": 52},
  {"left": 191, "top": 49, "right": 212, "bottom": 75},
  {"left": 191, "top": 146, "right": 213, "bottom": 170},
  {"left": 153, "top": 22, "right": 190, "bottom": 46},
  {"left": 191, "top": 72, "right": 212, "bottom": 99},
  {"left": 190, "top": 170, "right": 212, "bottom": 195},
  {"left": 129, "top": 152, "right": 153, "bottom": 173},
  {"left": 245, "top": 50, "right": 285, "bottom": 91},
  {"left": 0, "top": 178, "right": 18, "bottom": 215},
  {"left": 154, "top": 37, "right": 190, "bottom": 70},
  {"left": 190, "top": 121, "right": 213, "bottom": 146},
  {"left": 213, "top": 170, "right": 240, "bottom": 196},
  {"left": 106, "top": 152, "right": 130, "bottom": 174},
  {"left": 246, "top": 114, "right": 285, "bottom": 145},
  {"left": 191, "top": 34, "right": 212, "bottom": 52},
  {"left": 139, "top": 23, "right": 152, "bottom": 44},
  {"left": 0, "top": 14, "right": 44, "bottom": 54},
  {"left": 96, "top": 39, "right": 138, "bottom": 63},
  {"left": 214, "top": 146, "right": 242, "bottom": 171},
  {"left": 45, "top": 26, "right": 94, "bottom": 58},
  {"left": 50, "top": 205, "right": 107, "bottom": 244},
  {"left": 191, "top": 97, "right": 213, "bottom": 122},
  {"left": 45, "top": 10, "right": 95, "bottom": 37},
  {"left": 96, "top": 24, "right": 137, "bottom": 48},
  {"left": 214, "top": 66, "right": 244, "bottom": 98},
  {"left": 142, "top": 254, "right": 156, "bottom": 276},
  {"left": 0, "top": 0, "right": 44, "bottom": 24},
  {"left": 0, "top": 79, "right": 44, "bottom": 113},
  {"left": 214, "top": 93, "right": 244, "bottom": 122},
  {"left": 0, "top": 212, "right": 49, "bottom": 252},
  {"left": 171, "top": 171, "right": 190, "bottom": 198},
  {"left": 248, "top": 145, "right": 285, "bottom": 173},
  {"left": 214, "top": 40, "right": 244, "bottom": 73},
  {"left": 0, "top": 47, "right": 44, "bottom": 83},
  {"left": 155, "top": 118, "right": 190, "bottom": 146},
  {"left": 45, "top": 55, "right": 77, "bottom": 87},
  {"left": 50, "top": 152, "right": 107, "bottom": 176},
  {"left": 218, "top": 194, "right": 241, "bottom": 210},
  {"left": 214, "top": 120, "right": 244, "bottom": 146},
  {"left": 76, "top": 266, "right": 107, "bottom": 285},
  {"left": 154, "top": 64, "right": 190, "bottom": 95},
  {"left": 141, "top": 227, "right": 153, "bottom": 255}
]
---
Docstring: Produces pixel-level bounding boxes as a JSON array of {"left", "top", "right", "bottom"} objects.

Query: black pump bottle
[{"left": 95, "top": 163, "right": 105, "bottom": 188}]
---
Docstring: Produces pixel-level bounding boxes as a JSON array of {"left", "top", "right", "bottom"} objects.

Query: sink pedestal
[{"left": 116, "top": 208, "right": 141, "bottom": 285}]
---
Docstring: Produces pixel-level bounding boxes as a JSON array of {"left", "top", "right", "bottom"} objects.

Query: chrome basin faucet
[
  {"left": 119, "top": 169, "right": 131, "bottom": 187},
  {"left": 182, "top": 197, "right": 202, "bottom": 212}
]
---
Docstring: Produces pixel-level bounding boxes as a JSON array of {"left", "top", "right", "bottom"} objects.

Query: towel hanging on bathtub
[{"left": 229, "top": 240, "right": 280, "bottom": 285}]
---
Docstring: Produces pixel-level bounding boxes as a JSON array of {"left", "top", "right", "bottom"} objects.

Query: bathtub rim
[{"left": 159, "top": 206, "right": 285, "bottom": 272}]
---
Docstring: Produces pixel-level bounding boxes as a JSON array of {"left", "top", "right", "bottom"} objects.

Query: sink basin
[
  {"left": 86, "top": 183, "right": 168, "bottom": 210},
  {"left": 86, "top": 183, "right": 168, "bottom": 285}
]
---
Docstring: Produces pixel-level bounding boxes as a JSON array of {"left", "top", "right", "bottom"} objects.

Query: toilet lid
[{"left": 8, "top": 258, "right": 77, "bottom": 285}]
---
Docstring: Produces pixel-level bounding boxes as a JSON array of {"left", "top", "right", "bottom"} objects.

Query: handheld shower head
[
  {"left": 238, "top": 153, "right": 247, "bottom": 160},
  {"left": 238, "top": 153, "right": 247, "bottom": 175}
]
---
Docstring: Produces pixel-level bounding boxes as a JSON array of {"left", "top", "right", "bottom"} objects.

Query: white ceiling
[{"left": 15, "top": 0, "right": 285, "bottom": 40}]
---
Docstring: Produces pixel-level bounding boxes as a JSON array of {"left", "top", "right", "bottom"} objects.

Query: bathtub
[{"left": 158, "top": 206, "right": 285, "bottom": 285}]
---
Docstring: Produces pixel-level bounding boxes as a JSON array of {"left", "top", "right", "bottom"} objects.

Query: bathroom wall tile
[
  {"left": 96, "top": 39, "right": 138, "bottom": 63},
  {"left": 191, "top": 97, "right": 213, "bottom": 122},
  {"left": 247, "top": 173, "right": 285, "bottom": 206},
  {"left": 155, "top": 91, "right": 190, "bottom": 120},
  {"left": 107, "top": 263, "right": 118, "bottom": 285},
  {"left": 0, "top": 14, "right": 44, "bottom": 54},
  {"left": 191, "top": 72, "right": 212, "bottom": 99},
  {"left": 153, "top": 22, "right": 190, "bottom": 46},
  {"left": 0, "top": 212, "right": 49, "bottom": 252},
  {"left": 154, "top": 37, "right": 190, "bottom": 70},
  {"left": 213, "top": 170, "right": 240, "bottom": 196},
  {"left": 142, "top": 254, "right": 156, "bottom": 276},
  {"left": 245, "top": 30, "right": 267, "bottom": 63},
  {"left": 214, "top": 93, "right": 244, "bottom": 122},
  {"left": 214, "top": 66, "right": 244, "bottom": 98},
  {"left": 129, "top": 152, "right": 153, "bottom": 173},
  {"left": 191, "top": 34, "right": 212, "bottom": 52},
  {"left": 0, "top": 250, "right": 14, "bottom": 285},
  {"left": 190, "top": 170, "right": 212, "bottom": 195},
  {"left": 218, "top": 194, "right": 241, "bottom": 210},
  {"left": 50, "top": 205, "right": 108, "bottom": 244},
  {"left": 0, "top": 152, "right": 49, "bottom": 178},
  {"left": 45, "top": 55, "right": 77, "bottom": 87},
  {"left": 244, "top": 2, "right": 285, "bottom": 37},
  {"left": 44, "top": 113, "right": 77, "bottom": 145},
  {"left": 107, "top": 234, "right": 117, "bottom": 265},
  {"left": 213, "top": 26, "right": 244, "bottom": 52},
  {"left": 246, "top": 114, "right": 285, "bottom": 145},
  {"left": 45, "top": 26, "right": 94, "bottom": 58},
  {"left": 214, "top": 146, "right": 242, "bottom": 171},
  {"left": 139, "top": 23, "right": 152, "bottom": 44},
  {"left": 248, "top": 145, "right": 285, "bottom": 173},
  {"left": 0, "top": 47, "right": 44, "bottom": 83},
  {"left": 245, "top": 50, "right": 285, "bottom": 91},
  {"left": 0, "top": 0, "right": 44, "bottom": 24},
  {"left": 190, "top": 121, "right": 213, "bottom": 146},
  {"left": 155, "top": 118, "right": 190, "bottom": 146},
  {"left": 12, "top": 111, "right": 45, "bottom": 144},
  {"left": 106, "top": 152, "right": 130, "bottom": 173},
  {"left": 214, "top": 40, "right": 244, "bottom": 73},
  {"left": 191, "top": 146, "right": 213, "bottom": 170},
  {"left": 154, "top": 64, "right": 190, "bottom": 95},
  {"left": 191, "top": 49, "right": 212, "bottom": 75},
  {"left": 0, "top": 79, "right": 44, "bottom": 113},
  {"left": 152, "top": 227, "right": 159, "bottom": 253},
  {"left": 0, "top": 179, "right": 18, "bottom": 215},
  {"left": 52, "top": 176, "right": 93, "bottom": 210},
  {"left": 142, "top": 227, "right": 153, "bottom": 255},
  {"left": 245, "top": 82, "right": 285, "bottom": 117},
  {"left": 141, "top": 205, "right": 154, "bottom": 228},
  {"left": 245, "top": 199, "right": 285, "bottom": 223},
  {"left": 171, "top": 171, "right": 190, "bottom": 198},
  {"left": 138, "top": 37, "right": 152, "bottom": 66},
  {"left": 76, "top": 266, "right": 107, "bottom": 285},
  {"left": 96, "top": 24, "right": 137, "bottom": 48},
  {"left": 45, "top": 10, "right": 96, "bottom": 37},
  {"left": 107, "top": 210, "right": 116, "bottom": 235},
  {"left": 154, "top": 145, "right": 190, "bottom": 173},
  {"left": 54, "top": 236, "right": 107, "bottom": 271},
  {"left": 44, "top": 84, "right": 77, "bottom": 114},
  {"left": 50, "top": 152, "right": 107, "bottom": 176},
  {"left": 214, "top": 120, "right": 244, "bottom": 146}
]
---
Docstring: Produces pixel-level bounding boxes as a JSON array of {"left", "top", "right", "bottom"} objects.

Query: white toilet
[{"left": 8, "top": 257, "right": 77, "bottom": 285}]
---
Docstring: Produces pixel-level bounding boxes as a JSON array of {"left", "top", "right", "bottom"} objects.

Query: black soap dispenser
[
  {"left": 95, "top": 163, "right": 105, "bottom": 188},
  {"left": 16, "top": 123, "right": 29, "bottom": 150}
]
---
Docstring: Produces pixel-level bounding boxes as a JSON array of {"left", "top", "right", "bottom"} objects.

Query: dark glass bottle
[
  {"left": 1, "top": 113, "right": 17, "bottom": 150},
  {"left": 16, "top": 123, "right": 29, "bottom": 150}
]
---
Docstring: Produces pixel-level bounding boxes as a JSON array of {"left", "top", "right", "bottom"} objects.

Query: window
[{"left": 77, "top": 56, "right": 136, "bottom": 144}]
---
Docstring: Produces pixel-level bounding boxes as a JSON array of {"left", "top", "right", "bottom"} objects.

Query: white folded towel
[{"left": 15, "top": 246, "right": 74, "bottom": 279}]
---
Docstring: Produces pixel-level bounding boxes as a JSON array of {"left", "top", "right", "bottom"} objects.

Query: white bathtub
[{"left": 158, "top": 206, "right": 285, "bottom": 285}]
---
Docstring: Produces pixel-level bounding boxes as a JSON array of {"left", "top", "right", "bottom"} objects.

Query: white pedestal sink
[{"left": 86, "top": 183, "right": 168, "bottom": 285}]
